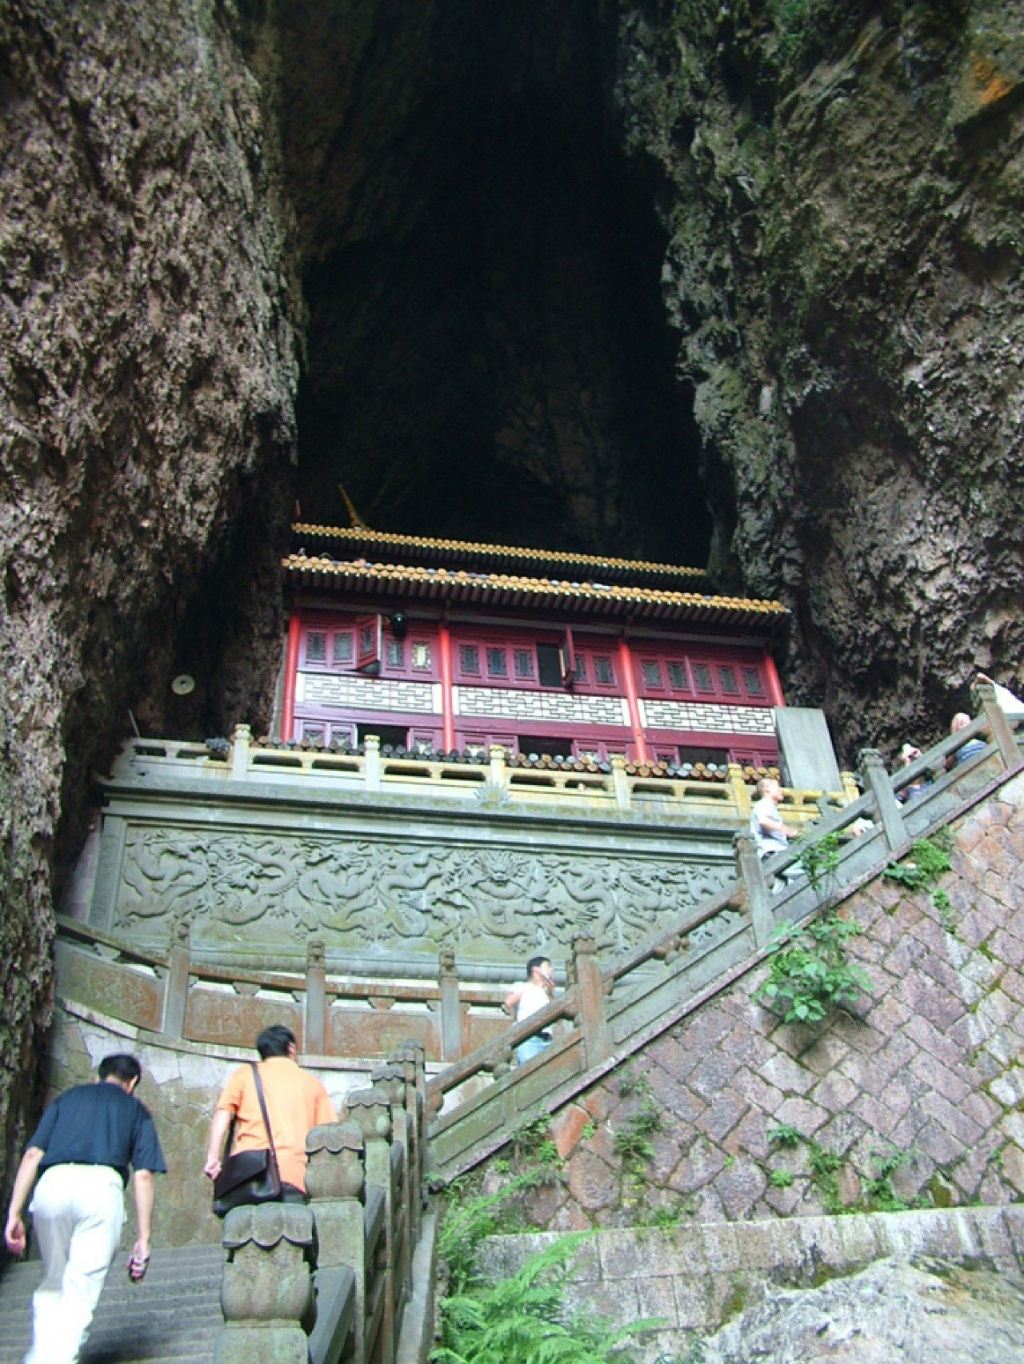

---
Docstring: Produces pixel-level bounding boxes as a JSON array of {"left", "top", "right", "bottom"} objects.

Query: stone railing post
[
  {"left": 346, "top": 1087, "right": 396, "bottom": 1364},
  {"left": 572, "top": 936, "right": 611, "bottom": 1068},
  {"left": 438, "top": 950, "right": 463, "bottom": 1062},
  {"left": 735, "top": 833, "right": 773, "bottom": 948},
  {"left": 488, "top": 743, "right": 508, "bottom": 793},
  {"left": 230, "top": 723, "right": 252, "bottom": 780},
  {"left": 216, "top": 1203, "right": 315, "bottom": 1363},
  {"left": 372, "top": 1064, "right": 412, "bottom": 1294},
  {"left": 161, "top": 919, "right": 190, "bottom": 1038},
  {"left": 611, "top": 755, "right": 630, "bottom": 811},
  {"left": 859, "top": 747, "right": 908, "bottom": 850},
  {"left": 389, "top": 1043, "right": 426, "bottom": 1244},
  {"left": 306, "top": 1121, "right": 367, "bottom": 1364},
  {"left": 727, "top": 763, "right": 752, "bottom": 817},
  {"left": 305, "top": 939, "right": 326, "bottom": 1056},
  {"left": 364, "top": 734, "right": 382, "bottom": 790},
  {"left": 975, "top": 682, "right": 1020, "bottom": 767}
]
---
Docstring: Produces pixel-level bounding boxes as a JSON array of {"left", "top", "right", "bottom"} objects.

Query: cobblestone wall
[{"left": 498, "top": 774, "right": 1024, "bottom": 1229}]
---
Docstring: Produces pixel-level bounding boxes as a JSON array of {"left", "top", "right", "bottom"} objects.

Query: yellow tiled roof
[
  {"left": 283, "top": 554, "right": 788, "bottom": 624},
  {"left": 292, "top": 523, "right": 707, "bottom": 581}
]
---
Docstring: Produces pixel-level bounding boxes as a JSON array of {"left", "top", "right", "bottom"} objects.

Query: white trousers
[{"left": 26, "top": 1164, "right": 125, "bottom": 1364}]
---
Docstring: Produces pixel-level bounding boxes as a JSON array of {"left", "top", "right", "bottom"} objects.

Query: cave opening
[{"left": 282, "top": 1, "right": 709, "bottom": 567}]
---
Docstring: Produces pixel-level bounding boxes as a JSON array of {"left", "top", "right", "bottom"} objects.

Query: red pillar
[
  {"left": 618, "top": 638, "right": 650, "bottom": 764},
  {"left": 438, "top": 621, "right": 455, "bottom": 752},
  {"left": 764, "top": 652, "right": 785, "bottom": 708},
  {"left": 280, "top": 613, "right": 301, "bottom": 742}
]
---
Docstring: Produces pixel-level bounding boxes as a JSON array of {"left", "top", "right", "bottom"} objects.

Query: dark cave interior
[{"left": 282, "top": 0, "right": 710, "bottom": 566}]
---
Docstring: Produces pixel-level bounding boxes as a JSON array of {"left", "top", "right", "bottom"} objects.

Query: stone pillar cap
[
  {"left": 306, "top": 1120, "right": 364, "bottom": 1156},
  {"left": 222, "top": 1202, "right": 315, "bottom": 1250}
]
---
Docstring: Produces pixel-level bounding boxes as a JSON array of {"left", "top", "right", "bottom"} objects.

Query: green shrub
[
  {"left": 754, "top": 911, "right": 871, "bottom": 1023},
  {"left": 883, "top": 837, "right": 952, "bottom": 892}
]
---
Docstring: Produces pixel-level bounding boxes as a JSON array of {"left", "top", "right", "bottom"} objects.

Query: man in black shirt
[{"left": 3, "top": 1053, "right": 166, "bottom": 1364}]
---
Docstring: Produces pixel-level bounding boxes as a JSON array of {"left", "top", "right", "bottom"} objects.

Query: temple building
[{"left": 280, "top": 523, "right": 790, "bottom": 774}]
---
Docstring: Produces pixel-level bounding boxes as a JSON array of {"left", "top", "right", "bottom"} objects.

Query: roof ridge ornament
[{"left": 337, "top": 482, "right": 372, "bottom": 531}]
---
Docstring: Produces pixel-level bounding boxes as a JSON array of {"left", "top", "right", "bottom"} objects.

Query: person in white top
[
  {"left": 750, "top": 777, "right": 793, "bottom": 857},
  {"left": 750, "top": 776, "right": 804, "bottom": 893},
  {"left": 504, "top": 957, "right": 556, "bottom": 1066}
]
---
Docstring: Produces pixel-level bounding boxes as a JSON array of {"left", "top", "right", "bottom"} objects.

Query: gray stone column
[
  {"left": 347, "top": 1088, "right": 396, "bottom": 1364},
  {"left": 735, "top": 832, "right": 773, "bottom": 948},
  {"left": 216, "top": 1203, "right": 315, "bottom": 1364},
  {"left": 161, "top": 919, "right": 190, "bottom": 1038},
  {"left": 860, "top": 748, "right": 908, "bottom": 850},
  {"left": 572, "top": 936, "right": 611, "bottom": 1068},
  {"left": 307, "top": 1120, "right": 368, "bottom": 1364},
  {"left": 437, "top": 950, "right": 463, "bottom": 1062}
]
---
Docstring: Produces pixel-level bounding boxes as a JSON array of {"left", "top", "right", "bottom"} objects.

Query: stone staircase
[
  {"left": 0, "top": 1245, "right": 223, "bottom": 1363},
  {"left": 426, "top": 699, "right": 1024, "bottom": 1181}
]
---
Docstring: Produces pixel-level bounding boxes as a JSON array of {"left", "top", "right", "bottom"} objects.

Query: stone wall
[
  {"left": 479, "top": 1206, "right": 1024, "bottom": 1363},
  {"left": 493, "top": 772, "right": 1024, "bottom": 1228},
  {"left": 42, "top": 1002, "right": 373, "bottom": 1248}
]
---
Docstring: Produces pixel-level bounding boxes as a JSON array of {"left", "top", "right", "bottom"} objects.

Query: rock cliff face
[
  {"left": 0, "top": 0, "right": 301, "bottom": 1173},
  {"left": 1, "top": 0, "right": 1022, "bottom": 1192},
  {"left": 616, "top": 0, "right": 1024, "bottom": 749}
]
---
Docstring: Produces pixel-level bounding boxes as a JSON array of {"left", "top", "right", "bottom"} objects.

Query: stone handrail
[
  {"left": 54, "top": 920, "right": 509, "bottom": 1063},
  {"left": 425, "top": 689, "right": 1024, "bottom": 1179},
  {"left": 111, "top": 728, "right": 860, "bottom": 821},
  {"left": 215, "top": 1043, "right": 430, "bottom": 1364}
]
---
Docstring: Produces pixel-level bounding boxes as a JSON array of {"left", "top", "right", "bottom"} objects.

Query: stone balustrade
[
  {"left": 214, "top": 1044, "right": 429, "bottom": 1364},
  {"left": 111, "top": 726, "right": 860, "bottom": 819},
  {"left": 53, "top": 923, "right": 511, "bottom": 1063}
]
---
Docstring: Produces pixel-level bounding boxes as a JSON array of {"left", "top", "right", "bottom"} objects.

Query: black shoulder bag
[{"left": 212, "top": 1062, "right": 283, "bottom": 1217}]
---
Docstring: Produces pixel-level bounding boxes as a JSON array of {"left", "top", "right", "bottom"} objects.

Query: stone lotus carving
[
  {"left": 305, "top": 1121, "right": 365, "bottom": 1201},
  {"left": 220, "top": 1204, "right": 315, "bottom": 1329},
  {"left": 343, "top": 1087, "right": 393, "bottom": 1141}
]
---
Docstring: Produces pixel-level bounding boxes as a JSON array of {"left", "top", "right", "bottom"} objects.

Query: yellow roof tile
[
  {"left": 292, "top": 523, "right": 707, "bottom": 580},
  {"left": 283, "top": 555, "right": 788, "bottom": 622}
]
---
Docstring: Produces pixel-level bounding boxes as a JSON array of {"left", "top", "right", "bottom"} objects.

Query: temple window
[
  {"left": 574, "top": 654, "right": 589, "bottom": 683},
  {"left": 486, "top": 647, "right": 508, "bottom": 677},
  {"left": 305, "top": 631, "right": 327, "bottom": 664},
  {"left": 692, "top": 662, "right": 714, "bottom": 692},
  {"left": 667, "top": 661, "right": 689, "bottom": 691},
  {"left": 459, "top": 644, "right": 481, "bottom": 675},
  {"left": 385, "top": 639, "right": 405, "bottom": 669},
  {"left": 593, "top": 654, "right": 616, "bottom": 686},
  {"left": 641, "top": 659, "right": 664, "bottom": 689},
  {"left": 411, "top": 642, "right": 432, "bottom": 670},
  {"left": 513, "top": 648, "right": 535, "bottom": 679},
  {"left": 536, "top": 643, "right": 563, "bottom": 687},
  {"left": 332, "top": 631, "right": 354, "bottom": 666},
  {"left": 742, "top": 666, "right": 764, "bottom": 696},
  {"left": 718, "top": 665, "right": 739, "bottom": 694}
]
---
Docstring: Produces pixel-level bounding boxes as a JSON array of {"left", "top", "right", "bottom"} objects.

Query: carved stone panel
[{"left": 100, "top": 820, "right": 733, "bottom": 973}]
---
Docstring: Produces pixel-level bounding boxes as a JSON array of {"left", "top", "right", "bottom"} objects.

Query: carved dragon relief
[{"left": 113, "top": 826, "right": 735, "bottom": 961}]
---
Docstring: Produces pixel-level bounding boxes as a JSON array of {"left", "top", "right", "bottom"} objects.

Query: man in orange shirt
[{"left": 203, "top": 1025, "right": 338, "bottom": 1202}]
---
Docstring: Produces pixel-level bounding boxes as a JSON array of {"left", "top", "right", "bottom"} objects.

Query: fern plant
[
  {"left": 434, "top": 1185, "right": 661, "bottom": 1363},
  {"left": 433, "top": 1235, "right": 652, "bottom": 1364}
]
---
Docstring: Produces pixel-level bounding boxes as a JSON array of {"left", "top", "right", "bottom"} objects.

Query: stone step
[{"left": 0, "top": 1246, "right": 224, "bottom": 1364}]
